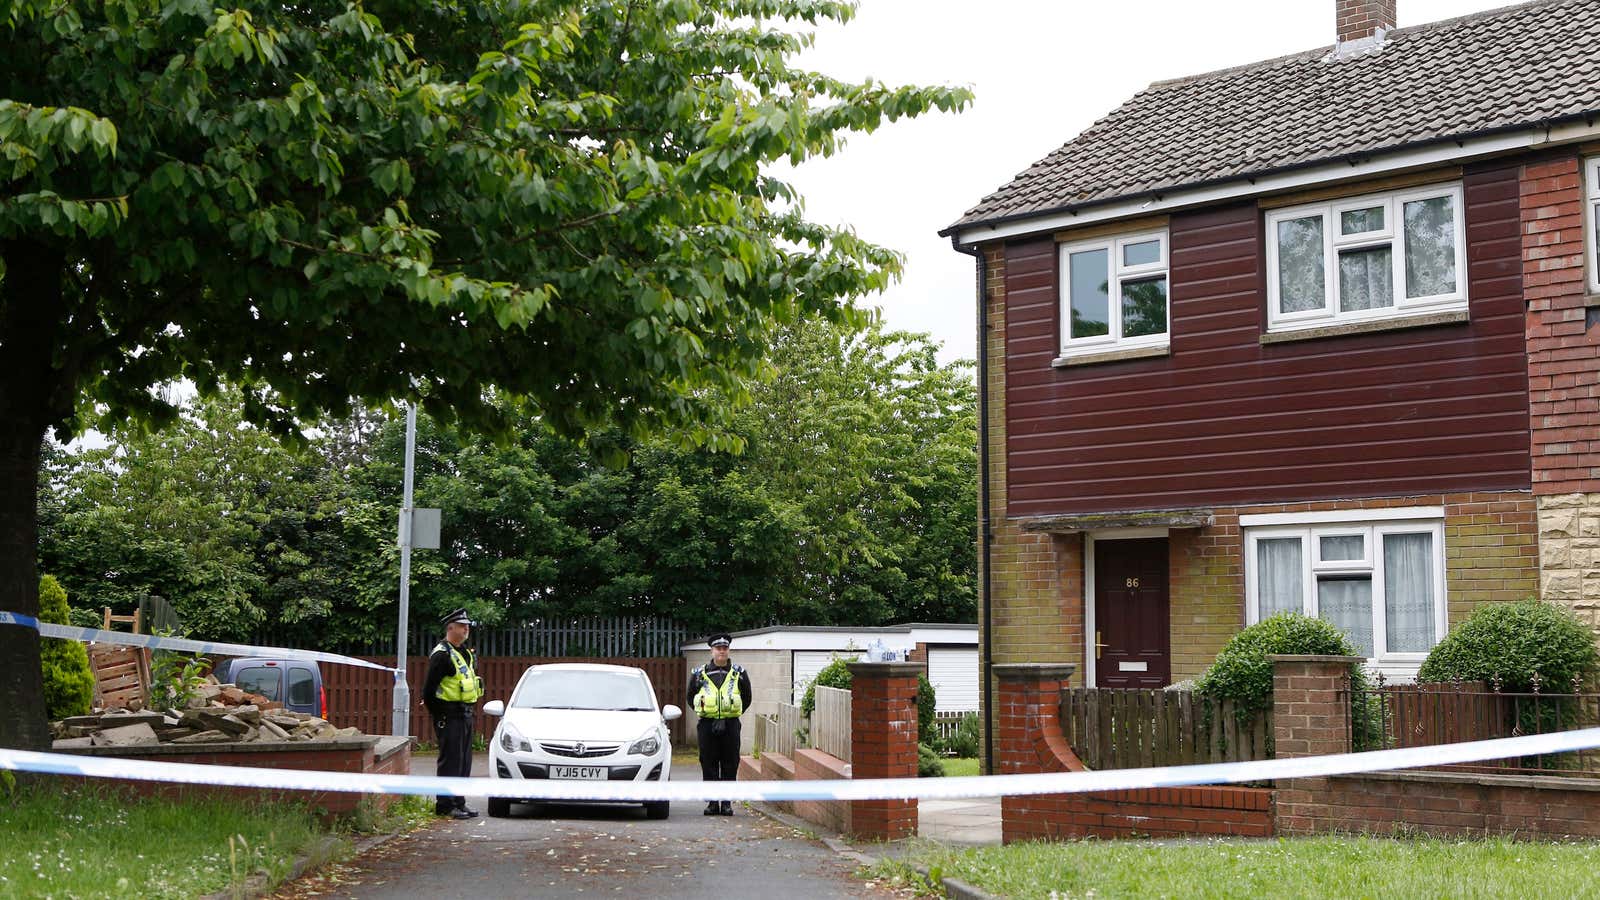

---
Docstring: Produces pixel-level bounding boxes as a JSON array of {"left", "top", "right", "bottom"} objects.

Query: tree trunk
[
  {"left": 0, "top": 237, "right": 67, "bottom": 751},
  {"left": 0, "top": 425, "right": 48, "bottom": 750}
]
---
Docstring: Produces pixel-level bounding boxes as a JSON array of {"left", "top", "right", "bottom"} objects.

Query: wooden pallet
[{"left": 89, "top": 608, "right": 151, "bottom": 710}]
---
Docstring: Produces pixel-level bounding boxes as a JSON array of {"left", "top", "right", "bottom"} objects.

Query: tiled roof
[{"left": 948, "top": 0, "right": 1600, "bottom": 233}]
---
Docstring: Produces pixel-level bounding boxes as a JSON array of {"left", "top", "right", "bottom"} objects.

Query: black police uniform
[
  {"left": 422, "top": 609, "right": 479, "bottom": 818},
  {"left": 688, "top": 635, "right": 752, "bottom": 816}
]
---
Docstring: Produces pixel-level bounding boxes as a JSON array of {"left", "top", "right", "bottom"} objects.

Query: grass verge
[
  {"left": 1, "top": 783, "right": 435, "bottom": 899},
  {"left": 874, "top": 835, "right": 1600, "bottom": 899},
  {"left": 2, "top": 783, "right": 331, "bottom": 898}
]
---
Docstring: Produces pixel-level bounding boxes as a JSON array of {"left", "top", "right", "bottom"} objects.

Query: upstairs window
[
  {"left": 1265, "top": 183, "right": 1467, "bottom": 332},
  {"left": 1586, "top": 157, "right": 1600, "bottom": 295},
  {"left": 1058, "top": 230, "right": 1169, "bottom": 357}
]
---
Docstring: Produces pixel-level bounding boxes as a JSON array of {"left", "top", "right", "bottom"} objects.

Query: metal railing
[{"left": 1352, "top": 675, "right": 1600, "bottom": 775}]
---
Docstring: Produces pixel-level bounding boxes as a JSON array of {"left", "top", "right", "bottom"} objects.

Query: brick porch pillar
[
  {"left": 847, "top": 661, "right": 921, "bottom": 840},
  {"left": 1270, "top": 654, "right": 1362, "bottom": 835},
  {"left": 993, "top": 663, "right": 1079, "bottom": 774}
]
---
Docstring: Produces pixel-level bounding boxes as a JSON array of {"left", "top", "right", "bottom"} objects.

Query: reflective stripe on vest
[
  {"left": 434, "top": 642, "right": 484, "bottom": 704},
  {"left": 693, "top": 665, "right": 743, "bottom": 719}
]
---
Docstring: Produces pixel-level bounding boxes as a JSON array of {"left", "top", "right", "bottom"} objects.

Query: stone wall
[{"left": 1537, "top": 492, "right": 1600, "bottom": 633}]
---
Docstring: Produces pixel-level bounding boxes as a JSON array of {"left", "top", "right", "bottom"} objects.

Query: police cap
[
  {"left": 708, "top": 633, "right": 732, "bottom": 648},
  {"left": 441, "top": 608, "right": 474, "bottom": 627}
]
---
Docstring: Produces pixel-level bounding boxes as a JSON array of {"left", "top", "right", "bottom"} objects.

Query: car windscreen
[
  {"left": 512, "top": 670, "right": 655, "bottom": 712},
  {"left": 234, "top": 667, "right": 281, "bottom": 701}
]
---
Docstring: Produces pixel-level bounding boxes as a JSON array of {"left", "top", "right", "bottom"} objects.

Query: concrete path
[
  {"left": 918, "top": 797, "right": 1002, "bottom": 846},
  {"left": 271, "top": 754, "right": 895, "bottom": 899}
]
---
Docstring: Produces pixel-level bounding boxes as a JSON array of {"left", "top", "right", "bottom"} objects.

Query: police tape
[
  {"left": 0, "top": 611, "right": 397, "bottom": 674},
  {"left": 4, "top": 726, "right": 1600, "bottom": 804}
]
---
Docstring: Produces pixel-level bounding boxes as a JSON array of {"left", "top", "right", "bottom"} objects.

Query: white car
[{"left": 483, "top": 663, "right": 681, "bottom": 819}]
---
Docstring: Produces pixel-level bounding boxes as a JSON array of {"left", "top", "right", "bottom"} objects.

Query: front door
[{"left": 1093, "top": 538, "right": 1171, "bottom": 688}]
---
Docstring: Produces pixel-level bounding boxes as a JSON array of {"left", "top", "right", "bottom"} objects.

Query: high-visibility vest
[
  {"left": 433, "top": 642, "right": 483, "bottom": 704},
  {"left": 693, "top": 665, "right": 744, "bottom": 719}
]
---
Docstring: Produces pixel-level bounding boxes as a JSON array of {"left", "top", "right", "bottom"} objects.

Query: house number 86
[{"left": 1125, "top": 577, "right": 1140, "bottom": 588}]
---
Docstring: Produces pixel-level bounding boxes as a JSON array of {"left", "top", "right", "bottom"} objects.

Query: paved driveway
[{"left": 272, "top": 755, "right": 893, "bottom": 899}]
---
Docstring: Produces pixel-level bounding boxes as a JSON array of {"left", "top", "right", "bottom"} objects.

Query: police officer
[
  {"left": 688, "top": 633, "right": 752, "bottom": 816},
  {"left": 422, "top": 608, "right": 484, "bottom": 819}
]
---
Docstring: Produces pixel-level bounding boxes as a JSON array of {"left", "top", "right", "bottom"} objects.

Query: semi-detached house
[{"left": 943, "top": 0, "right": 1600, "bottom": 755}]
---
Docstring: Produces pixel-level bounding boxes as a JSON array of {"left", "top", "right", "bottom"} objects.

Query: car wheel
[
  {"left": 487, "top": 796, "right": 512, "bottom": 818},
  {"left": 645, "top": 801, "right": 670, "bottom": 820}
]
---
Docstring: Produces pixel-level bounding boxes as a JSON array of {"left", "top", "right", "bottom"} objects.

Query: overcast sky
[{"left": 783, "top": 0, "right": 1515, "bottom": 363}]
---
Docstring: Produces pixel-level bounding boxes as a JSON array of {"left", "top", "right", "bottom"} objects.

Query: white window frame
[
  {"left": 1265, "top": 182, "right": 1468, "bottom": 332},
  {"left": 1057, "top": 229, "right": 1170, "bottom": 356},
  {"left": 1245, "top": 518, "right": 1447, "bottom": 672},
  {"left": 1585, "top": 157, "right": 1600, "bottom": 296}
]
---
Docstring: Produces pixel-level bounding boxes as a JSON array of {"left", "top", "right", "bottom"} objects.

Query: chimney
[{"left": 1336, "top": 0, "right": 1396, "bottom": 44}]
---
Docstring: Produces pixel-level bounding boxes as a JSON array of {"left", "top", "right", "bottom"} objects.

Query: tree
[
  {"left": 0, "top": 1, "right": 969, "bottom": 749},
  {"left": 38, "top": 574, "right": 92, "bottom": 720}
]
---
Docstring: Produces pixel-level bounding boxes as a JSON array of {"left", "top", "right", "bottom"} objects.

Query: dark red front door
[{"left": 1094, "top": 538, "right": 1170, "bottom": 688}]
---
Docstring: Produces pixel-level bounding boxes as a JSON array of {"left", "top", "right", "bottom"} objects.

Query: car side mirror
[
  {"left": 483, "top": 700, "right": 505, "bottom": 717},
  {"left": 661, "top": 704, "right": 682, "bottom": 722}
]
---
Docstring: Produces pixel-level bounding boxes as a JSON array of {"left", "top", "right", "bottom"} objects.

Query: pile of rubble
[{"left": 51, "top": 677, "right": 363, "bottom": 749}]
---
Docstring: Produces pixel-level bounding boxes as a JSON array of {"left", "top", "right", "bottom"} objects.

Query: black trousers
[
  {"left": 435, "top": 713, "right": 473, "bottom": 812},
  {"left": 698, "top": 717, "right": 741, "bottom": 782}
]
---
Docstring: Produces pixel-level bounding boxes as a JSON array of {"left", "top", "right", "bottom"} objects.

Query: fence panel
[
  {"left": 813, "top": 685, "right": 853, "bottom": 762},
  {"left": 756, "top": 703, "right": 803, "bottom": 757},
  {"left": 322, "top": 655, "right": 687, "bottom": 745},
  {"left": 1362, "top": 681, "right": 1600, "bottom": 775},
  {"left": 1060, "top": 688, "right": 1271, "bottom": 770},
  {"left": 257, "top": 617, "right": 689, "bottom": 659}
]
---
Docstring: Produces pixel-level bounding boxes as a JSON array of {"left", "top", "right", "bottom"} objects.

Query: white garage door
[
  {"left": 792, "top": 650, "right": 865, "bottom": 705},
  {"left": 927, "top": 649, "right": 979, "bottom": 712}
]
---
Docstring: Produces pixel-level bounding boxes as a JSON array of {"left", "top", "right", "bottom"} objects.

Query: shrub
[
  {"left": 1418, "top": 599, "right": 1599, "bottom": 692},
  {"left": 799, "top": 656, "right": 854, "bottom": 717},
  {"left": 39, "top": 576, "right": 93, "bottom": 720},
  {"left": 799, "top": 656, "right": 939, "bottom": 742},
  {"left": 1196, "top": 612, "right": 1385, "bottom": 750},
  {"left": 916, "top": 675, "right": 936, "bottom": 742},
  {"left": 917, "top": 742, "right": 945, "bottom": 777},
  {"left": 1196, "top": 613, "right": 1366, "bottom": 718},
  {"left": 945, "top": 711, "right": 980, "bottom": 758}
]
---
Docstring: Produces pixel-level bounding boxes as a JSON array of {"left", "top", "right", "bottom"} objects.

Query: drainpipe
[{"left": 953, "top": 236, "right": 995, "bottom": 774}]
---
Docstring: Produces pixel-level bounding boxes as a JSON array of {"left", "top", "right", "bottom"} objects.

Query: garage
[
  {"left": 791, "top": 649, "right": 864, "bottom": 705},
  {"left": 927, "top": 648, "right": 979, "bottom": 712}
]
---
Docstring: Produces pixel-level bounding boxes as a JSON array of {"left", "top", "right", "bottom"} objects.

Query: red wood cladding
[{"left": 1000, "top": 164, "right": 1531, "bottom": 517}]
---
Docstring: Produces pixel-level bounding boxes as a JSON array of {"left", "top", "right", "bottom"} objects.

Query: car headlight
[
  {"left": 499, "top": 724, "right": 532, "bottom": 753},
  {"left": 627, "top": 730, "right": 660, "bottom": 756}
]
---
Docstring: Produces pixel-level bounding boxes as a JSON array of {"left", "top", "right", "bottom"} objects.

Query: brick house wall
[{"left": 1519, "top": 150, "right": 1600, "bottom": 633}]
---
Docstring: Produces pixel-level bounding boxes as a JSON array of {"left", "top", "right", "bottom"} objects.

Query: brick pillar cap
[
  {"left": 1267, "top": 654, "right": 1365, "bottom": 663},
  {"left": 845, "top": 661, "right": 925, "bottom": 678},
  {"left": 993, "top": 663, "right": 1077, "bottom": 681}
]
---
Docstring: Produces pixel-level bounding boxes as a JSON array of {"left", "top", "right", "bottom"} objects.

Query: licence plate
[{"left": 550, "top": 766, "right": 607, "bottom": 780}]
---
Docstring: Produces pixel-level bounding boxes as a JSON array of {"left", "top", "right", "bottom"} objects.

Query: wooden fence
[
  {"left": 1061, "top": 688, "right": 1270, "bottom": 770},
  {"left": 813, "top": 685, "right": 852, "bottom": 762},
  {"left": 257, "top": 616, "right": 689, "bottom": 658},
  {"left": 755, "top": 702, "right": 804, "bottom": 758},
  {"left": 323, "top": 656, "right": 687, "bottom": 744}
]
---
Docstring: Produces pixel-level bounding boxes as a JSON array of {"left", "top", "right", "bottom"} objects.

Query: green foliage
[
  {"left": 38, "top": 574, "right": 92, "bottom": 720},
  {"left": 40, "top": 324, "right": 979, "bottom": 645},
  {"left": 148, "top": 632, "right": 209, "bottom": 712},
  {"left": 917, "top": 674, "right": 937, "bottom": 742},
  {"left": 799, "top": 656, "right": 855, "bottom": 718},
  {"left": 2, "top": 1, "right": 970, "bottom": 447},
  {"left": 1196, "top": 613, "right": 1368, "bottom": 718},
  {"left": 943, "top": 711, "right": 981, "bottom": 759},
  {"left": 917, "top": 742, "right": 945, "bottom": 778},
  {"left": 1418, "top": 599, "right": 1599, "bottom": 691}
]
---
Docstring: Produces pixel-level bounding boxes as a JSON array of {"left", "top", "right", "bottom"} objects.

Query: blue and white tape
[
  {"left": 0, "top": 611, "right": 396, "bottom": 674},
  {"left": 3, "top": 727, "right": 1599, "bottom": 804}
]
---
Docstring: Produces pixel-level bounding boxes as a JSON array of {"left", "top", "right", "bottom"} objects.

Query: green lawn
[
  {"left": 939, "top": 757, "right": 980, "bottom": 777},
  {"left": 878, "top": 835, "right": 1600, "bottom": 899},
  {"left": 0, "top": 783, "right": 430, "bottom": 898}
]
